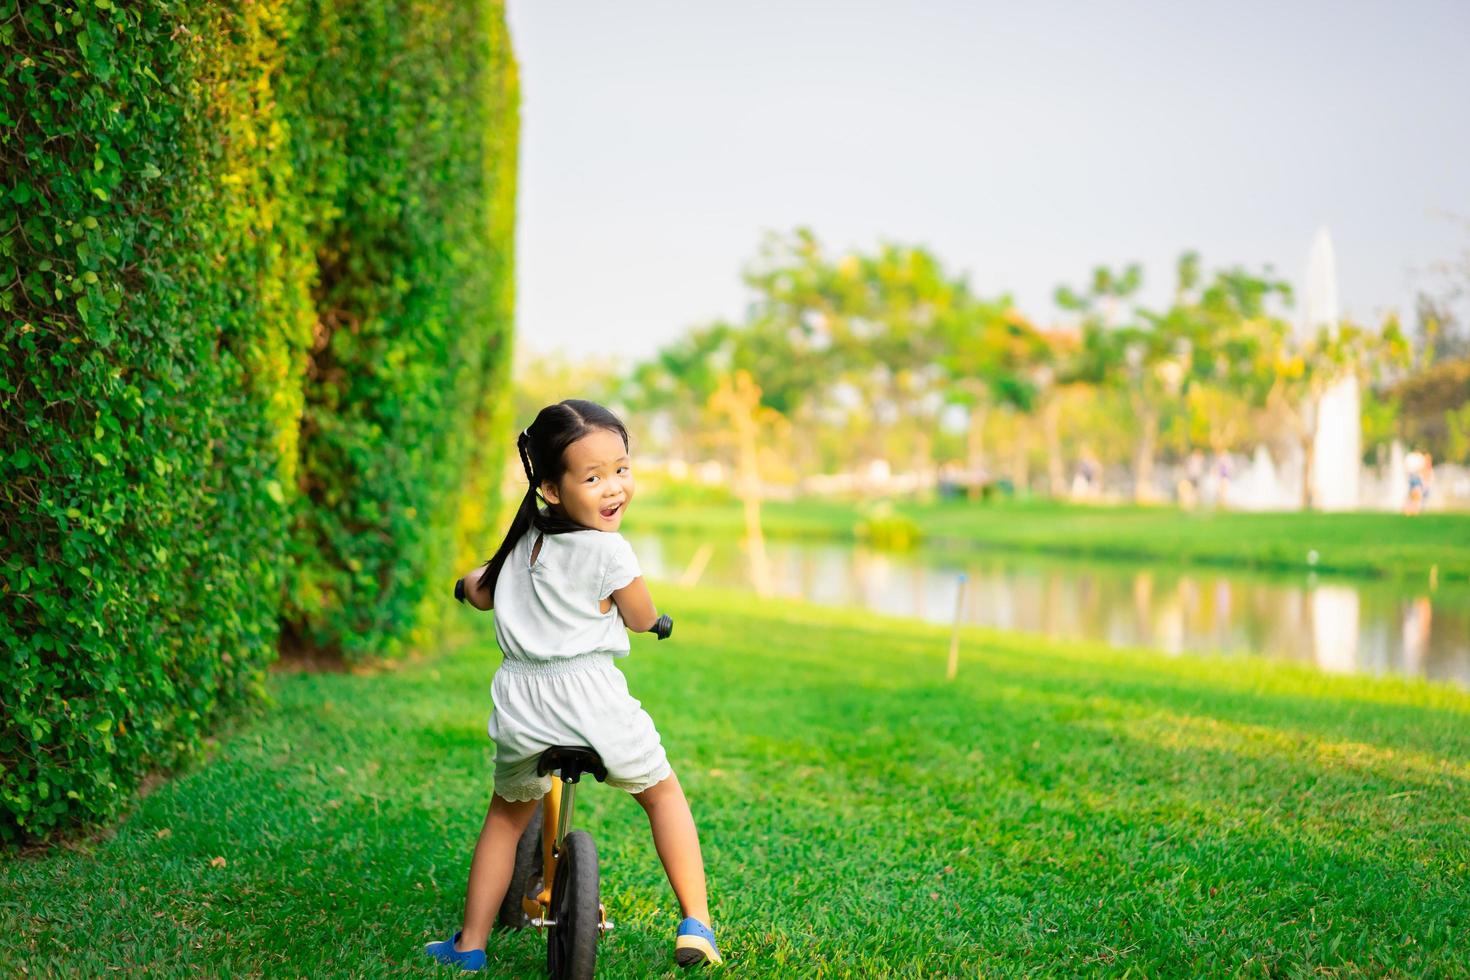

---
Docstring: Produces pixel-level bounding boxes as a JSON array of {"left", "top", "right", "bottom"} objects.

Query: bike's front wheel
[{"left": 546, "top": 829, "right": 599, "bottom": 980}]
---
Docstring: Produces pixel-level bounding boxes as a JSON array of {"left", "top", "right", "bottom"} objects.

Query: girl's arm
[
  {"left": 458, "top": 564, "right": 493, "bottom": 610},
  {"left": 610, "top": 577, "right": 659, "bottom": 633}
]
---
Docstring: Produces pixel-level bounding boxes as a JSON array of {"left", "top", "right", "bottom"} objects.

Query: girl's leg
[
  {"left": 634, "top": 772, "right": 711, "bottom": 925},
  {"left": 457, "top": 793, "right": 541, "bottom": 951}
]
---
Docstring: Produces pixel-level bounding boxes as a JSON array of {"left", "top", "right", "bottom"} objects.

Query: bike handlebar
[{"left": 455, "top": 575, "right": 673, "bottom": 642}]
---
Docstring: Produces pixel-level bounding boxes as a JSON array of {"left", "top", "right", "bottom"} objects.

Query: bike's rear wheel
[
  {"left": 497, "top": 801, "right": 542, "bottom": 929},
  {"left": 546, "top": 830, "right": 599, "bottom": 980}
]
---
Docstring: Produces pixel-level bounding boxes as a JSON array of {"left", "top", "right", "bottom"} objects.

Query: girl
[{"left": 424, "top": 399, "right": 722, "bottom": 971}]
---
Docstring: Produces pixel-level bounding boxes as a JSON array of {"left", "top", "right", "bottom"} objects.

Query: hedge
[
  {"left": 0, "top": 0, "right": 517, "bottom": 843},
  {"left": 280, "top": 0, "right": 519, "bottom": 660}
]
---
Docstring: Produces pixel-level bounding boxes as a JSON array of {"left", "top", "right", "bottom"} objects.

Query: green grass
[
  {"left": 4, "top": 586, "right": 1469, "bottom": 976},
  {"left": 631, "top": 498, "right": 1470, "bottom": 583}
]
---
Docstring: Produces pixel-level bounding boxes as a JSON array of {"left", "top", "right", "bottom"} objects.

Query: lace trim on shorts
[
  {"left": 494, "top": 778, "right": 551, "bottom": 803},
  {"left": 606, "top": 759, "right": 674, "bottom": 796}
]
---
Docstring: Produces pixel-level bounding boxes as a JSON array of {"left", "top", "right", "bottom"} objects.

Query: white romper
[{"left": 488, "top": 527, "right": 672, "bottom": 802}]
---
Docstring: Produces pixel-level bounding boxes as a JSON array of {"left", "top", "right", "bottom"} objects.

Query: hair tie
[{"left": 517, "top": 429, "right": 536, "bottom": 485}]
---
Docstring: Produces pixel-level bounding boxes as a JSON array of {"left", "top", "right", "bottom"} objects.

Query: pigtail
[{"left": 475, "top": 430, "right": 540, "bottom": 600}]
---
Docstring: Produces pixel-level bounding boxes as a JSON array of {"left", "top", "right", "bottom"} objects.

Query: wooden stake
[
  {"left": 947, "top": 573, "right": 967, "bottom": 681},
  {"left": 680, "top": 542, "right": 714, "bottom": 588}
]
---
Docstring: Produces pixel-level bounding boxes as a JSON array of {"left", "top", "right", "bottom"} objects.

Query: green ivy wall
[{"left": 1, "top": 0, "right": 518, "bottom": 842}]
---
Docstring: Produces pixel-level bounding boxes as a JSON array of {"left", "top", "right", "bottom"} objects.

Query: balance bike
[{"left": 498, "top": 745, "right": 611, "bottom": 980}]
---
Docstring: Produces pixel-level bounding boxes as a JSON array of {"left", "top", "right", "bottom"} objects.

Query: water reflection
[{"left": 627, "top": 532, "right": 1470, "bottom": 688}]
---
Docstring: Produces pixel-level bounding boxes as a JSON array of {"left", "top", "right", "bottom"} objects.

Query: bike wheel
[
  {"left": 546, "top": 830, "right": 600, "bottom": 980},
  {"left": 496, "top": 801, "right": 543, "bottom": 930}
]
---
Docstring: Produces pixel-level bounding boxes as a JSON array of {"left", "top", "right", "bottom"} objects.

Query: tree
[
  {"left": 706, "top": 370, "right": 788, "bottom": 596},
  {"left": 512, "top": 348, "right": 626, "bottom": 431},
  {"left": 1032, "top": 329, "right": 1087, "bottom": 497},
  {"left": 1169, "top": 259, "right": 1292, "bottom": 457},
  {"left": 1057, "top": 262, "right": 1184, "bottom": 502},
  {"left": 738, "top": 230, "right": 999, "bottom": 482},
  {"left": 1394, "top": 356, "right": 1470, "bottom": 461},
  {"left": 934, "top": 293, "right": 1044, "bottom": 498},
  {"left": 736, "top": 230, "right": 856, "bottom": 472},
  {"left": 623, "top": 322, "right": 736, "bottom": 462}
]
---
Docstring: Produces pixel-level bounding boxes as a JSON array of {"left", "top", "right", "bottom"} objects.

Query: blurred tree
[
  {"left": 1393, "top": 223, "right": 1469, "bottom": 460},
  {"left": 624, "top": 233, "right": 1438, "bottom": 510},
  {"left": 738, "top": 231, "right": 846, "bottom": 407},
  {"left": 707, "top": 370, "right": 788, "bottom": 596},
  {"left": 1171, "top": 258, "right": 1293, "bottom": 456},
  {"left": 1395, "top": 357, "right": 1470, "bottom": 461},
  {"left": 736, "top": 230, "right": 992, "bottom": 481},
  {"left": 512, "top": 347, "right": 626, "bottom": 428},
  {"left": 1446, "top": 401, "right": 1470, "bottom": 464},
  {"left": 1361, "top": 382, "right": 1403, "bottom": 463},
  {"left": 853, "top": 244, "right": 954, "bottom": 480},
  {"left": 624, "top": 321, "right": 736, "bottom": 462},
  {"left": 1057, "top": 384, "right": 1135, "bottom": 493},
  {"left": 1411, "top": 215, "right": 1470, "bottom": 363},
  {"left": 736, "top": 230, "right": 852, "bottom": 472},
  {"left": 938, "top": 298, "right": 1044, "bottom": 499},
  {"left": 1057, "top": 262, "right": 1184, "bottom": 502},
  {"left": 1413, "top": 293, "right": 1469, "bottom": 364}
]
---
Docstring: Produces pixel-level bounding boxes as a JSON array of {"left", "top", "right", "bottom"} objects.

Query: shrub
[
  {"left": 1397, "top": 358, "right": 1470, "bottom": 459},
  {"left": 280, "top": 0, "right": 519, "bottom": 661},
  {"left": 0, "top": 0, "right": 517, "bottom": 842}
]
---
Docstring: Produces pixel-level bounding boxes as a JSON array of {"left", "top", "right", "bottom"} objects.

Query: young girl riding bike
[{"left": 424, "top": 399, "right": 723, "bottom": 971}]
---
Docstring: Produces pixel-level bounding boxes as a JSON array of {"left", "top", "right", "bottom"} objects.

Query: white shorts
[{"left": 487, "top": 652, "right": 672, "bottom": 802}]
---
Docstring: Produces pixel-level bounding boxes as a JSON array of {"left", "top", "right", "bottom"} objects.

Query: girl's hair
[{"left": 474, "top": 399, "right": 630, "bottom": 600}]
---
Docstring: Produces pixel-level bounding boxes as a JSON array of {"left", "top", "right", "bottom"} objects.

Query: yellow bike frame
[
  {"left": 523, "top": 779, "right": 563, "bottom": 919},
  {"left": 522, "top": 777, "right": 608, "bottom": 934}
]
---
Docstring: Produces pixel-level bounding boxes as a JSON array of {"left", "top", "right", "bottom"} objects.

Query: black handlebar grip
[
  {"left": 652, "top": 614, "right": 673, "bottom": 640},
  {"left": 453, "top": 577, "right": 466, "bottom": 604}
]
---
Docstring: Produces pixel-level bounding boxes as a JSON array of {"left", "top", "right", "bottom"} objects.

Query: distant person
[
  {"left": 426, "top": 399, "right": 723, "bottom": 970},
  {"left": 1405, "top": 450, "right": 1427, "bottom": 515},
  {"left": 1072, "top": 451, "right": 1101, "bottom": 500},
  {"left": 1186, "top": 450, "right": 1206, "bottom": 498},
  {"left": 938, "top": 460, "right": 964, "bottom": 499},
  {"left": 1176, "top": 474, "right": 1198, "bottom": 510},
  {"left": 1213, "top": 453, "right": 1233, "bottom": 509},
  {"left": 1176, "top": 451, "right": 1203, "bottom": 509}
]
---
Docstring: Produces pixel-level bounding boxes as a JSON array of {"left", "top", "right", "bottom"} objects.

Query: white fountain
[
  {"left": 1384, "top": 440, "right": 1408, "bottom": 511},
  {"left": 1239, "top": 444, "right": 1287, "bottom": 510},
  {"left": 1302, "top": 228, "right": 1360, "bottom": 511}
]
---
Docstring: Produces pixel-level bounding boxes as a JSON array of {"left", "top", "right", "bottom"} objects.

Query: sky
[{"left": 505, "top": 0, "right": 1470, "bottom": 362}]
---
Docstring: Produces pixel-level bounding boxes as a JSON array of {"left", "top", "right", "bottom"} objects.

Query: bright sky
[{"left": 506, "top": 0, "right": 1470, "bottom": 362}]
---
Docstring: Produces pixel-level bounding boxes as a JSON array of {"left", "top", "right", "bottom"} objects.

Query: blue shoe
[
  {"left": 675, "top": 917, "right": 723, "bottom": 967},
  {"left": 423, "top": 930, "right": 486, "bottom": 972}
]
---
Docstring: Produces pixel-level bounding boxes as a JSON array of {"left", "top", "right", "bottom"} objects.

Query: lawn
[
  {"left": 632, "top": 497, "right": 1470, "bottom": 583},
  {"left": 3, "top": 585, "right": 1468, "bottom": 976}
]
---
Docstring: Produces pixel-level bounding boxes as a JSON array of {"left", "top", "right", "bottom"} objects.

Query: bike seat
[{"left": 535, "top": 745, "right": 608, "bottom": 784}]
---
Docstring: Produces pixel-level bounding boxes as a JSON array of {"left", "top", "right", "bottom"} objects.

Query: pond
[{"left": 626, "top": 531, "right": 1470, "bottom": 689}]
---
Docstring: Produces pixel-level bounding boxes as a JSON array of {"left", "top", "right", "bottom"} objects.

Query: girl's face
[{"left": 541, "top": 427, "right": 634, "bottom": 531}]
